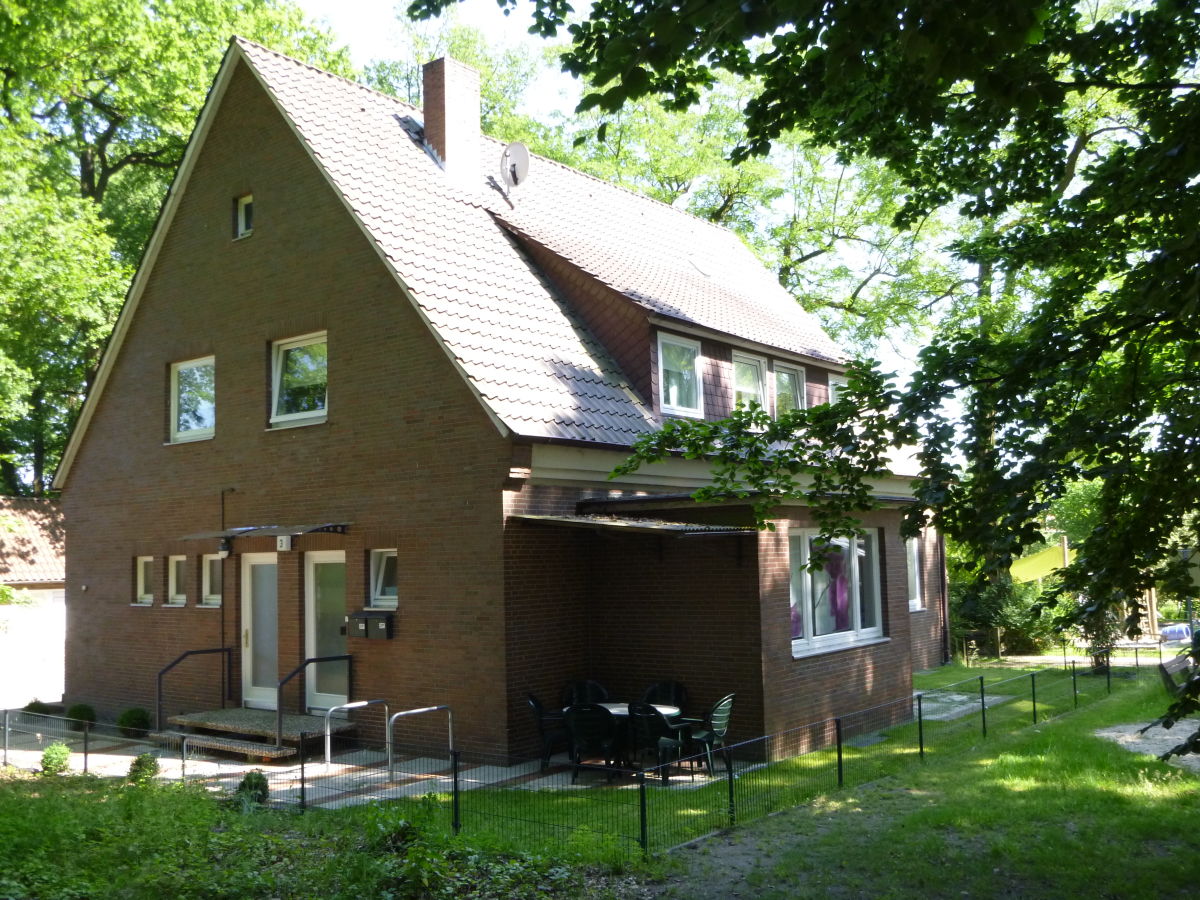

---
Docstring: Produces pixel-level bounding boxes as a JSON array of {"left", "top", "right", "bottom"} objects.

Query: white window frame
[
  {"left": 658, "top": 332, "right": 703, "bottom": 418},
  {"left": 169, "top": 356, "right": 215, "bottom": 443},
  {"left": 732, "top": 351, "right": 767, "bottom": 410},
  {"left": 166, "top": 555, "right": 187, "bottom": 606},
  {"left": 907, "top": 537, "right": 924, "bottom": 611},
  {"left": 773, "top": 364, "right": 806, "bottom": 416},
  {"left": 789, "top": 529, "right": 884, "bottom": 656},
  {"left": 134, "top": 556, "right": 154, "bottom": 606},
  {"left": 270, "top": 332, "right": 327, "bottom": 427},
  {"left": 235, "top": 193, "right": 253, "bottom": 238},
  {"left": 828, "top": 375, "right": 848, "bottom": 405},
  {"left": 370, "top": 549, "right": 398, "bottom": 609},
  {"left": 201, "top": 554, "right": 223, "bottom": 607}
]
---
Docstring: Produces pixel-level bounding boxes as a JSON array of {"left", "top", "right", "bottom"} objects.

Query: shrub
[
  {"left": 40, "top": 742, "right": 71, "bottom": 776},
  {"left": 116, "top": 707, "right": 151, "bottom": 738},
  {"left": 236, "top": 769, "right": 269, "bottom": 804},
  {"left": 21, "top": 699, "right": 52, "bottom": 715},
  {"left": 65, "top": 703, "right": 97, "bottom": 732},
  {"left": 127, "top": 752, "right": 160, "bottom": 785}
]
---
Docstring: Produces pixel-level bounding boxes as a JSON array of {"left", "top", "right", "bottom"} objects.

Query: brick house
[{"left": 52, "top": 39, "right": 948, "bottom": 758}]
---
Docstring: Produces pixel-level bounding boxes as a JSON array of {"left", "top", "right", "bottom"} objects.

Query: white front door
[
  {"left": 305, "top": 550, "right": 348, "bottom": 711},
  {"left": 241, "top": 552, "right": 278, "bottom": 709}
]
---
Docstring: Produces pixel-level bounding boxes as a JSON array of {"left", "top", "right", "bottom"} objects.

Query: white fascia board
[
  {"left": 53, "top": 42, "right": 245, "bottom": 490},
  {"left": 531, "top": 443, "right": 918, "bottom": 500}
]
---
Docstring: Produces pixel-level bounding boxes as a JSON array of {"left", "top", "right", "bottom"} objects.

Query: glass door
[
  {"left": 241, "top": 553, "right": 278, "bottom": 709},
  {"left": 305, "top": 551, "right": 347, "bottom": 711}
]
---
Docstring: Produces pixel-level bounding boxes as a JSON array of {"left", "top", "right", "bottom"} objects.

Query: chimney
[{"left": 422, "top": 57, "right": 481, "bottom": 187}]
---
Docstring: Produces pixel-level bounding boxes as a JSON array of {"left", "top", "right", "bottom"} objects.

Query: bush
[
  {"left": 21, "top": 699, "right": 53, "bottom": 715},
  {"left": 235, "top": 769, "right": 269, "bottom": 804},
  {"left": 116, "top": 707, "right": 151, "bottom": 738},
  {"left": 127, "top": 753, "right": 160, "bottom": 785},
  {"left": 65, "top": 703, "right": 96, "bottom": 732},
  {"left": 40, "top": 742, "right": 71, "bottom": 776}
]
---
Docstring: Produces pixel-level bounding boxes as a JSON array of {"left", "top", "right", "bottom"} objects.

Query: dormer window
[
  {"left": 658, "top": 333, "right": 702, "bottom": 417},
  {"left": 775, "top": 365, "right": 805, "bottom": 415},
  {"left": 234, "top": 193, "right": 253, "bottom": 238},
  {"left": 732, "top": 352, "right": 766, "bottom": 409}
]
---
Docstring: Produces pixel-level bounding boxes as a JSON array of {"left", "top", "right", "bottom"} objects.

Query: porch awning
[
  {"left": 179, "top": 523, "right": 349, "bottom": 540},
  {"left": 508, "top": 514, "right": 753, "bottom": 536}
]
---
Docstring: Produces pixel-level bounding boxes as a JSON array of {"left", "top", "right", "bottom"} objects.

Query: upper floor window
[
  {"left": 234, "top": 194, "right": 253, "bottom": 238},
  {"left": 732, "top": 352, "right": 766, "bottom": 409},
  {"left": 134, "top": 556, "right": 154, "bottom": 606},
  {"left": 202, "top": 554, "right": 223, "bottom": 607},
  {"left": 271, "top": 332, "right": 327, "bottom": 427},
  {"left": 370, "top": 549, "right": 398, "bottom": 609},
  {"left": 170, "top": 357, "right": 215, "bottom": 442},
  {"left": 828, "top": 375, "right": 848, "bottom": 405},
  {"left": 658, "top": 333, "right": 703, "bottom": 417},
  {"left": 789, "top": 529, "right": 883, "bottom": 656},
  {"left": 775, "top": 365, "right": 805, "bottom": 415},
  {"left": 167, "top": 555, "right": 187, "bottom": 606}
]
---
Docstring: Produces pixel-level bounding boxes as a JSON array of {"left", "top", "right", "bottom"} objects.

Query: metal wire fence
[{"left": 1, "top": 655, "right": 1163, "bottom": 858}]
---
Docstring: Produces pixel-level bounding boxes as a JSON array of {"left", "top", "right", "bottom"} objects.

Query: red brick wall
[
  {"left": 908, "top": 528, "right": 949, "bottom": 671},
  {"left": 62, "top": 60, "right": 513, "bottom": 750},
  {"left": 759, "top": 507, "right": 916, "bottom": 742}
]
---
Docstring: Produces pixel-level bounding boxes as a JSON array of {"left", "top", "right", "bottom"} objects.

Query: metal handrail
[
  {"left": 324, "top": 698, "right": 388, "bottom": 765},
  {"left": 275, "top": 654, "right": 352, "bottom": 745},
  {"left": 387, "top": 705, "right": 453, "bottom": 781},
  {"left": 156, "top": 647, "right": 232, "bottom": 730}
]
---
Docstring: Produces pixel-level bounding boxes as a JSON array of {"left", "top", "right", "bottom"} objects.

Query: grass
[{"left": 652, "top": 678, "right": 1199, "bottom": 899}]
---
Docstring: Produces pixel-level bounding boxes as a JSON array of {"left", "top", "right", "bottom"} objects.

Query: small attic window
[{"left": 234, "top": 194, "right": 253, "bottom": 238}]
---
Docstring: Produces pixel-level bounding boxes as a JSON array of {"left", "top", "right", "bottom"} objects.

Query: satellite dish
[{"left": 500, "top": 141, "right": 530, "bottom": 189}]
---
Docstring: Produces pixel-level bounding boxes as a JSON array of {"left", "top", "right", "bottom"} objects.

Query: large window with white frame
[
  {"left": 789, "top": 529, "right": 883, "bottom": 655},
  {"left": 166, "top": 555, "right": 187, "bottom": 606},
  {"left": 658, "top": 333, "right": 703, "bottom": 417},
  {"left": 201, "top": 554, "right": 223, "bottom": 607},
  {"left": 774, "top": 364, "right": 805, "bottom": 416},
  {"left": 134, "top": 556, "right": 154, "bottom": 606},
  {"left": 170, "top": 356, "right": 215, "bottom": 442},
  {"left": 906, "top": 537, "right": 924, "bottom": 611},
  {"left": 369, "top": 549, "right": 398, "bottom": 609},
  {"left": 271, "top": 332, "right": 327, "bottom": 427},
  {"left": 732, "top": 352, "right": 767, "bottom": 409}
]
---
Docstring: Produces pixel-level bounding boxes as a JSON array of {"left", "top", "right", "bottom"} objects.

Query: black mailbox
[{"left": 349, "top": 610, "right": 394, "bottom": 640}]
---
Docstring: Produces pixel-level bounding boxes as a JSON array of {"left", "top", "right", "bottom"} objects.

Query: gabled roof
[
  {"left": 0, "top": 497, "right": 65, "bottom": 586},
  {"left": 55, "top": 39, "right": 846, "bottom": 487}
]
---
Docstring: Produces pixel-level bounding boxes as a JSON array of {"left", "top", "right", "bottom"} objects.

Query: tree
[
  {"left": 417, "top": 0, "right": 1200, "bottom": 754},
  {"left": 0, "top": 0, "right": 351, "bottom": 492}
]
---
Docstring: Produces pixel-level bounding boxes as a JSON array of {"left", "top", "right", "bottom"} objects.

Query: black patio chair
[
  {"left": 563, "top": 703, "right": 619, "bottom": 783},
  {"left": 627, "top": 701, "right": 692, "bottom": 784},
  {"left": 561, "top": 679, "right": 610, "bottom": 707},
  {"left": 681, "top": 693, "right": 735, "bottom": 776},
  {"left": 640, "top": 680, "right": 688, "bottom": 713},
  {"left": 527, "top": 693, "right": 568, "bottom": 770}
]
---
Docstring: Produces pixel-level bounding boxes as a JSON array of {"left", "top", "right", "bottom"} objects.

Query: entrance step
[
  {"left": 151, "top": 731, "right": 298, "bottom": 760},
  {"left": 167, "top": 707, "right": 354, "bottom": 742}
]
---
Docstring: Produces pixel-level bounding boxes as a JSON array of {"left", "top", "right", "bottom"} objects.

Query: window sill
[
  {"left": 199, "top": 601, "right": 223, "bottom": 609},
  {"left": 791, "top": 635, "right": 890, "bottom": 660},
  {"left": 163, "top": 601, "right": 186, "bottom": 608},
  {"left": 267, "top": 415, "right": 327, "bottom": 431},
  {"left": 131, "top": 601, "right": 153, "bottom": 607},
  {"left": 661, "top": 407, "right": 703, "bottom": 420},
  {"left": 165, "top": 433, "right": 214, "bottom": 446},
  {"left": 369, "top": 602, "right": 398, "bottom": 611},
  {"left": 233, "top": 230, "right": 253, "bottom": 241}
]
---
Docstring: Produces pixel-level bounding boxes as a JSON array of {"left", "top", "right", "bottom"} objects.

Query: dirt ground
[{"left": 629, "top": 722, "right": 1197, "bottom": 900}]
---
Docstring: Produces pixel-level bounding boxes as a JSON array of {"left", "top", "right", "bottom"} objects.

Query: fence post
[
  {"left": 835, "top": 718, "right": 844, "bottom": 788},
  {"left": 978, "top": 676, "right": 988, "bottom": 738},
  {"left": 451, "top": 748, "right": 461, "bottom": 835},
  {"left": 917, "top": 694, "right": 925, "bottom": 761},
  {"left": 83, "top": 722, "right": 90, "bottom": 774},
  {"left": 299, "top": 733, "right": 307, "bottom": 811},
  {"left": 180, "top": 737, "right": 187, "bottom": 782},
  {"left": 3, "top": 709, "right": 8, "bottom": 768},
  {"left": 1071, "top": 660, "right": 1078, "bottom": 708},
  {"left": 1105, "top": 652, "right": 1112, "bottom": 694},
  {"left": 725, "top": 747, "right": 736, "bottom": 827},
  {"left": 637, "top": 770, "right": 648, "bottom": 853},
  {"left": 1030, "top": 672, "right": 1038, "bottom": 725},
  {"left": 1134, "top": 646, "right": 1139, "bottom": 671},
  {"left": 1062, "top": 638, "right": 1068, "bottom": 672}
]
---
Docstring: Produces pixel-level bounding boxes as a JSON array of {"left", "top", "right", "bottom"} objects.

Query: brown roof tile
[{"left": 0, "top": 497, "right": 65, "bottom": 585}]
